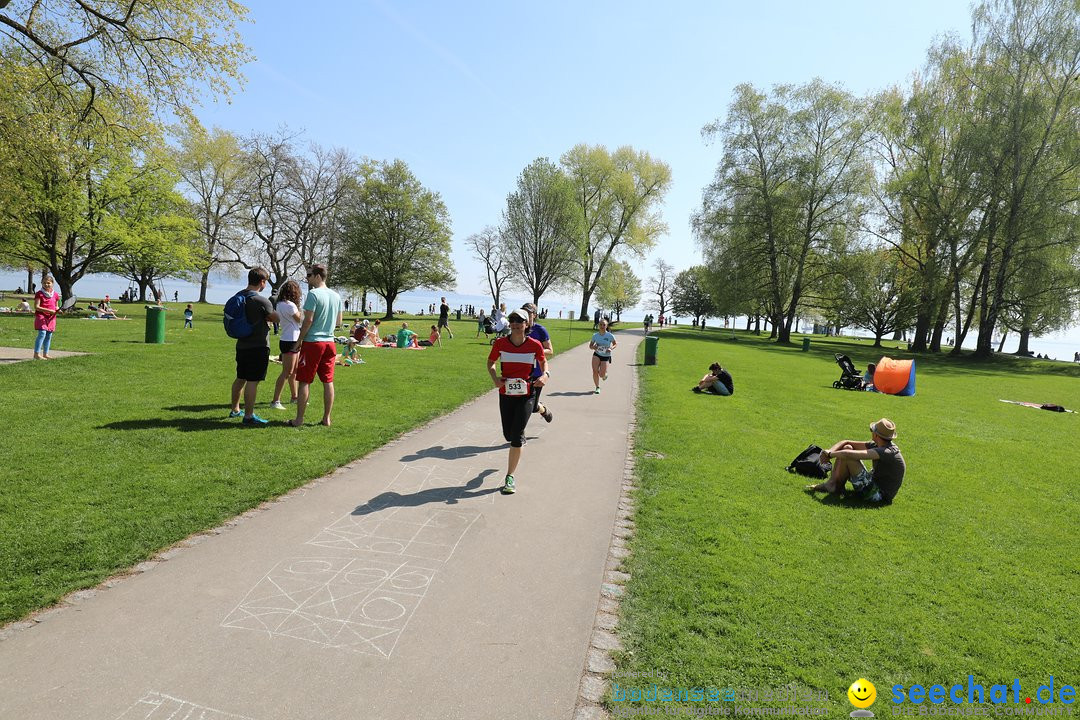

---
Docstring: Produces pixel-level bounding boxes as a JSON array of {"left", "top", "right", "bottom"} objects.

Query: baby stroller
[
  {"left": 478, "top": 315, "right": 510, "bottom": 345},
  {"left": 833, "top": 353, "right": 866, "bottom": 390}
]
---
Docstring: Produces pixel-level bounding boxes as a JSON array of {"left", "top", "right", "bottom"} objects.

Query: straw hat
[{"left": 869, "top": 418, "right": 897, "bottom": 440}]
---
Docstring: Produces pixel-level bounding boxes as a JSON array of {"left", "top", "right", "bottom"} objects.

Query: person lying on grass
[
  {"left": 805, "top": 418, "right": 905, "bottom": 503},
  {"left": 692, "top": 361, "right": 734, "bottom": 396}
]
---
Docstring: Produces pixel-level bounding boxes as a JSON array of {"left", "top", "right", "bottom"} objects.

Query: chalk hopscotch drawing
[
  {"left": 223, "top": 423, "right": 498, "bottom": 657},
  {"left": 220, "top": 554, "right": 436, "bottom": 657},
  {"left": 116, "top": 691, "right": 254, "bottom": 720}
]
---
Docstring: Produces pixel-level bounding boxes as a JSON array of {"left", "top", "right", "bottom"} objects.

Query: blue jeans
[{"left": 34, "top": 329, "right": 53, "bottom": 354}]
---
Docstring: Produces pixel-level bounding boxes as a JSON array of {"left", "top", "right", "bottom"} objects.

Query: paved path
[
  {"left": 0, "top": 346, "right": 86, "bottom": 363},
  {"left": 0, "top": 329, "right": 645, "bottom": 720}
]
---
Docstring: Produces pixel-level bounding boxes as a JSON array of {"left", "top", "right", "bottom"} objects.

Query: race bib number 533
[{"left": 504, "top": 378, "right": 529, "bottom": 396}]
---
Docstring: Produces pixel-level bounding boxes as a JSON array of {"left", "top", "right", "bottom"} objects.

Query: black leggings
[
  {"left": 499, "top": 393, "right": 535, "bottom": 447},
  {"left": 531, "top": 382, "right": 544, "bottom": 413}
]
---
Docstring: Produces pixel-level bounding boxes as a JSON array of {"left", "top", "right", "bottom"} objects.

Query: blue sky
[{"left": 197, "top": 0, "right": 975, "bottom": 300}]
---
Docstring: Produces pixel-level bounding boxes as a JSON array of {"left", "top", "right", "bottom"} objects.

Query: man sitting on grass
[{"left": 805, "top": 418, "right": 905, "bottom": 503}]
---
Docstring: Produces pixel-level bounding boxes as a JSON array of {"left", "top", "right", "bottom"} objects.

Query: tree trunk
[
  {"left": 996, "top": 330, "right": 1008, "bottom": 354},
  {"left": 929, "top": 296, "right": 950, "bottom": 353},
  {"left": 578, "top": 289, "right": 593, "bottom": 322},
  {"left": 55, "top": 276, "right": 75, "bottom": 302},
  {"left": 910, "top": 302, "right": 933, "bottom": 352},
  {"left": 383, "top": 291, "right": 397, "bottom": 320},
  {"left": 1015, "top": 328, "right": 1032, "bottom": 355},
  {"left": 199, "top": 270, "right": 210, "bottom": 303},
  {"left": 26, "top": 266, "right": 34, "bottom": 294},
  {"left": 777, "top": 315, "right": 792, "bottom": 344}
]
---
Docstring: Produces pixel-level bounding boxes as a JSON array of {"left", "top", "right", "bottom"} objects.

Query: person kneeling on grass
[
  {"left": 805, "top": 418, "right": 905, "bottom": 503},
  {"left": 692, "top": 361, "right": 734, "bottom": 395}
]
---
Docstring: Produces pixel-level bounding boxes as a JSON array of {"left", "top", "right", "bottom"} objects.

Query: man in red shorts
[{"left": 289, "top": 264, "right": 343, "bottom": 427}]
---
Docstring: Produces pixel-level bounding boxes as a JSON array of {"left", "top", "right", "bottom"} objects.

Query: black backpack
[{"left": 787, "top": 444, "right": 832, "bottom": 479}]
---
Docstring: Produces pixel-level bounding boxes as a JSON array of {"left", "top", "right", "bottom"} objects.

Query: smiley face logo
[{"left": 848, "top": 678, "right": 877, "bottom": 709}]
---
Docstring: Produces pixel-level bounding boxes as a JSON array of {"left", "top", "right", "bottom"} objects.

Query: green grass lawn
[
  {"left": 0, "top": 304, "right": 596, "bottom": 624},
  {"left": 616, "top": 327, "right": 1080, "bottom": 713}
]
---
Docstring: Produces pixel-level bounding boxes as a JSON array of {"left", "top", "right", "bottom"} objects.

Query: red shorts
[{"left": 296, "top": 341, "right": 336, "bottom": 384}]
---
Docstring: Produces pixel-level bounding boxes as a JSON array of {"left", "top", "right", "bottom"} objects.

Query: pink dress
[{"left": 34, "top": 291, "right": 59, "bottom": 331}]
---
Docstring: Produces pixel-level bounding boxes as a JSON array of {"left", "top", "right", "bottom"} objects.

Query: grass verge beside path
[
  {"left": 0, "top": 307, "right": 596, "bottom": 624},
  {"left": 617, "top": 327, "right": 1079, "bottom": 713}
]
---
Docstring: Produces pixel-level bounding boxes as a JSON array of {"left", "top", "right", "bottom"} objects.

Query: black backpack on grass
[{"left": 787, "top": 444, "right": 832, "bottom": 479}]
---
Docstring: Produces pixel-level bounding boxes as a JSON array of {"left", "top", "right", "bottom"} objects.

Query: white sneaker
[{"left": 270, "top": 401, "right": 287, "bottom": 410}]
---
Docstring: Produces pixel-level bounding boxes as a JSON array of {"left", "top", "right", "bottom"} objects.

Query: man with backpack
[
  {"left": 227, "top": 267, "right": 279, "bottom": 426},
  {"left": 804, "top": 418, "right": 906, "bottom": 503}
]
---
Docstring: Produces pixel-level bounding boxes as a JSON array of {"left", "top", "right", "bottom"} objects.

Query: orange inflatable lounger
[{"left": 873, "top": 357, "right": 916, "bottom": 396}]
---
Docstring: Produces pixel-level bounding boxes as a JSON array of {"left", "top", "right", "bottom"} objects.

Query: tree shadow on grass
[
  {"left": 163, "top": 404, "right": 229, "bottom": 412},
  {"left": 98, "top": 417, "right": 240, "bottom": 432},
  {"left": 352, "top": 469, "right": 500, "bottom": 514},
  {"left": 400, "top": 443, "right": 506, "bottom": 462},
  {"left": 717, "top": 332, "right": 1080, "bottom": 380}
]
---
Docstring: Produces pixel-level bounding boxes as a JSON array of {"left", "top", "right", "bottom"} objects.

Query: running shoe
[
  {"left": 541, "top": 406, "right": 553, "bottom": 423},
  {"left": 602, "top": 374, "right": 608, "bottom": 381},
  {"left": 270, "top": 401, "right": 287, "bottom": 410},
  {"left": 229, "top": 410, "right": 243, "bottom": 418},
  {"left": 242, "top": 414, "right": 270, "bottom": 426},
  {"left": 501, "top": 475, "right": 516, "bottom": 494},
  {"left": 692, "top": 386, "right": 703, "bottom": 393},
  {"left": 595, "top": 387, "right": 600, "bottom": 394}
]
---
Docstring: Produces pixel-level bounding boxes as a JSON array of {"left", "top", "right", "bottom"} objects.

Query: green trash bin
[
  {"left": 644, "top": 335, "right": 659, "bottom": 365},
  {"left": 145, "top": 305, "right": 166, "bottom": 344},
  {"left": 802, "top": 337, "right": 811, "bottom": 352}
]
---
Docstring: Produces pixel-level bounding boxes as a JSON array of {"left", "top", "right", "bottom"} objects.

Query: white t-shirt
[{"left": 276, "top": 300, "right": 301, "bottom": 341}]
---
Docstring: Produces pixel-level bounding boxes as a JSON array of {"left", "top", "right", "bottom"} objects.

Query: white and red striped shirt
[{"left": 488, "top": 336, "right": 545, "bottom": 394}]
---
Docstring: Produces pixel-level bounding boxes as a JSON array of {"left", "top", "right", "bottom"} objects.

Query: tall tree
[
  {"left": 220, "top": 130, "right": 353, "bottom": 294},
  {"left": 671, "top": 266, "right": 715, "bottom": 330},
  {"left": 562, "top": 144, "right": 671, "bottom": 318},
  {"left": 336, "top": 159, "right": 454, "bottom": 320},
  {"left": 594, "top": 260, "right": 642, "bottom": 322},
  {"left": 173, "top": 121, "right": 250, "bottom": 302},
  {"left": 647, "top": 259, "right": 675, "bottom": 319},
  {"left": 466, "top": 225, "right": 510, "bottom": 308},
  {"left": 697, "top": 80, "right": 872, "bottom": 343},
  {"left": 835, "top": 248, "right": 920, "bottom": 346},
  {"left": 0, "top": 79, "right": 157, "bottom": 299},
  {"left": 873, "top": 45, "right": 985, "bottom": 354},
  {"left": 107, "top": 168, "right": 202, "bottom": 301},
  {"left": 0, "top": 0, "right": 251, "bottom": 120},
  {"left": 965, "top": 0, "right": 1080, "bottom": 358},
  {"left": 1000, "top": 242, "right": 1080, "bottom": 355},
  {"left": 502, "top": 157, "right": 581, "bottom": 305}
]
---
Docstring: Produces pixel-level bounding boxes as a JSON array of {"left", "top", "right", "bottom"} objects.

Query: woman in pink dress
[{"left": 33, "top": 275, "right": 60, "bottom": 359}]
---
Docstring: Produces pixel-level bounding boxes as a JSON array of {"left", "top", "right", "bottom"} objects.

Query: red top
[
  {"left": 34, "top": 290, "right": 59, "bottom": 332},
  {"left": 488, "top": 336, "right": 545, "bottom": 394}
]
